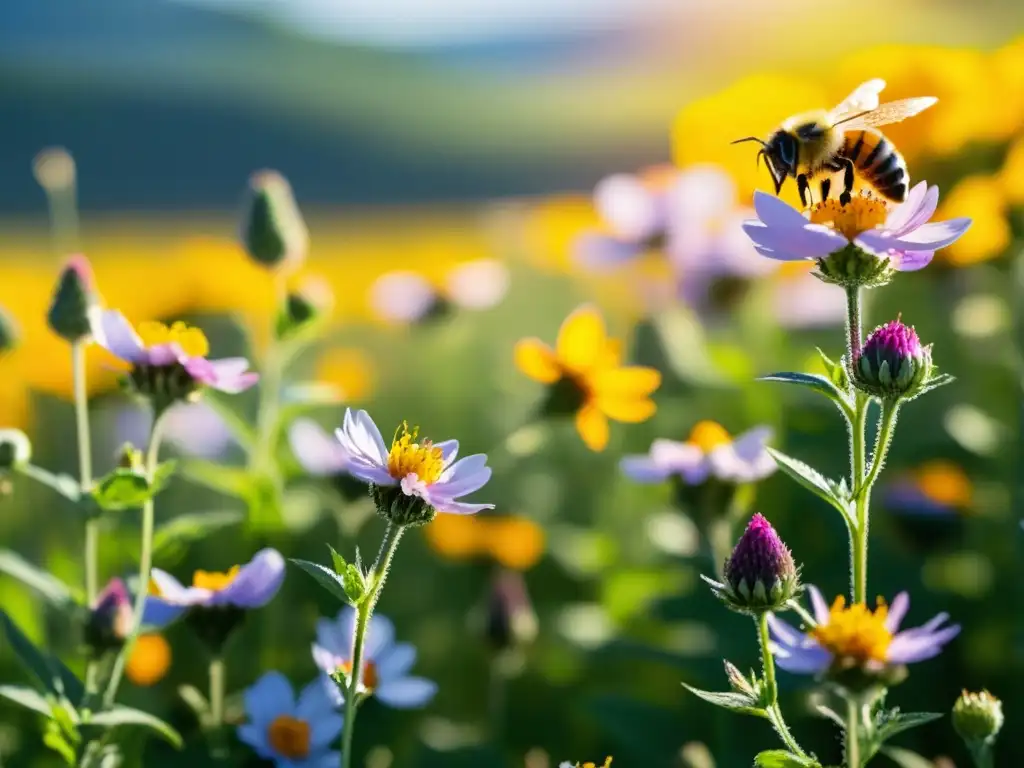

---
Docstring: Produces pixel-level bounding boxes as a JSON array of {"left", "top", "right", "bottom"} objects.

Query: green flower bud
[
  {"left": 240, "top": 170, "right": 308, "bottom": 272},
  {"left": 953, "top": 689, "right": 1003, "bottom": 746},
  {"left": 275, "top": 277, "right": 333, "bottom": 341},
  {"left": 0, "top": 429, "right": 32, "bottom": 470},
  {"left": 47, "top": 255, "right": 99, "bottom": 343}
]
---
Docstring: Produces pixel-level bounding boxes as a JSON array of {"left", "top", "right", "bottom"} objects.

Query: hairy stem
[
  {"left": 845, "top": 699, "right": 861, "bottom": 768},
  {"left": 845, "top": 287, "right": 863, "bottom": 363},
  {"left": 340, "top": 524, "right": 406, "bottom": 768},
  {"left": 102, "top": 410, "right": 169, "bottom": 707},
  {"left": 756, "top": 614, "right": 808, "bottom": 758}
]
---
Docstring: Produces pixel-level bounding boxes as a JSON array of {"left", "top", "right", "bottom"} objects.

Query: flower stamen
[
  {"left": 192, "top": 566, "right": 241, "bottom": 592},
  {"left": 387, "top": 422, "right": 444, "bottom": 484},
  {"left": 686, "top": 420, "right": 732, "bottom": 453},
  {"left": 137, "top": 320, "right": 210, "bottom": 358},
  {"left": 267, "top": 715, "right": 310, "bottom": 759},
  {"left": 807, "top": 193, "right": 889, "bottom": 241},
  {"left": 811, "top": 596, "right": 892, "bottom": 662}
]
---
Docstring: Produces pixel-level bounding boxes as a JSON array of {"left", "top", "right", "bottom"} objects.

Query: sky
[{"left": 173, "top": 0, "right": 686, "bottom": 46}]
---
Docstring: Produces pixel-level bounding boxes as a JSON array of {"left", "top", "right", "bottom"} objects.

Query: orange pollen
[
  {"left": 686, "top": 420, "right": 732, "bottom": 453},
  {"left": 807, "top": 192, "right": 889, "bottom": 241},
  {"left": 340, "top": 659, "right": 379, "bottom": 691},
  {"left": 810, "top": 596, "right": 893, "bottom": 662},
  {"left": 266, "top": 715, "right": 311, "bottom": 759},
  {"left": 191, "top": 566, "right": 241, "bottom": 592},
  {"left": 387, "top": 422, "right": 444, "bottom": 484}
]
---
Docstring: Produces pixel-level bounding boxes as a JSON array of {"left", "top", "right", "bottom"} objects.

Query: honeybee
[{"left": 733, "top": 79, "right": 937, "bottom": 207}]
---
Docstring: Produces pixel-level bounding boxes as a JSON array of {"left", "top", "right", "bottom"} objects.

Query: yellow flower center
[
  {"left": 387, "top": 422, "right": 445, "bottom": 484},
  {"left": 340, "top": 659, "right": 379, "bottom": 691},
  {"left": 686, "top": 420, "right": 732, "bottom": 453},
  {"left": 580, "top": 759, "right": 613, "bottom": 768},
  {"left": 266, "top": 715, "right": 311, "bottom": 759},
  {"left": 810, "top": 596, "right": 892, "bottom": 663},
  {"left": 807, "top": 193, "right": 889, "bottom": 241},
  {"left": 136, "top": 320, "right": 210, "bottom": 358},
  {"left": 916, "top": 461, "right": 972, "bottom": 508},
  {"left": 191, "top": 566, "right": 241, "bottom": 592}
]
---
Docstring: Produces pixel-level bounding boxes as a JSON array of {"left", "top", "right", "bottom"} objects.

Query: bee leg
[
  {"left": 838, "top": 157, "right": 855, "bottom": 205},
  {"left": 820, "top": 178, "right": 831, "bottom": 201},
  {"left": 797, "top": 174, "right": 810, "bottom": 207}
]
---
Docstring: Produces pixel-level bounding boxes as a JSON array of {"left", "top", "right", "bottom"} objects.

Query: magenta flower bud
[
  {"left": 47, "top": 255, "right": 99, "bottom": 343},
  {"left": 706, "top": 513, "right": 799, "bottom": 614},
  {"left": 85, "top": 578, "right": 133, "bottom": 654},
  {"left": 854, "top": 318, "right": 933, "bottom": 400}
]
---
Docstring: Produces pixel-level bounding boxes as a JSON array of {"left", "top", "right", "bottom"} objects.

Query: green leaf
[
  {"left": 178, "top": 685, "right": 211, "bottom": 727},
  {"left": 681, "top": 683, "right": 764, "bottom": 717},
  {"left": 150, "top": 460, "right": 178, "bottom": 493},
  {"left": 767, "top": 448, "right": 851, "bottom": 520},
  {"left": 89, "top": 707, "right": 183, "bottom": 749},
  {"left": 758, "top": 372, "right": 850, "bottom": 413},
  {"left": 876, "top": 711, "right": 943, "bottom": 742},
  {"left": 0, "top": 684, "right": 52, "bottom": 716},
  {"left": 327, "top": 544, "right": 347, "bottom": 574},
  {"left": 0, "top": 549, "right": 78, "bottom": 607},
  {"left": 754, "top": 750, "right": 821, "bottom": 767},
  {"left": 91, "top": 462, "right": 176, "bottom": 512},
  {"left": 180, "top": 459, "right": 255, "bottom": 500},
  {"left": 879, "top": 746, "right": 935, "bottom": 768},
  {"left": 342, "top": 564, "right": 368, "bottom": 605},
  {"left": 43, "top": 721, "right": 77, "bottom": 765},
  {"left": 816, "top": 347, "right": 850, "bottom": 391},
  {"left": 0, "top": 610, "right": 56, "bottom": 691},
  {"left": 909, "top": 373, "right": 955, "bottom": 400},
  {"left": 152, "top": 510, "right": 244, "bottom": 562},
  {"left": 289, "top": 559, "right": 351, "bottom": 604}
]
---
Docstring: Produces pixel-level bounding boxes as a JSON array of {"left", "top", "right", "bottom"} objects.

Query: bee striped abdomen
[{"left": 842, "top": 130, "right": 908, "bottom": 202}]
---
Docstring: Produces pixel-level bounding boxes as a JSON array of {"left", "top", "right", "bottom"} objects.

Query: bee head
[{"left": 731, "top": 133, "right": 794, "bottom": 195}]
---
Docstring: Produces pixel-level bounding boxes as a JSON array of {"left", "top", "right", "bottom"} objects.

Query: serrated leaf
[
  {"left": 89, "top": 706, "right": 182, "bottom": 748},
  {"left": 342, "top": 564, "right": 367, "bottom": 605},
  {"left": 754, "top": 750, "right": 821, "bottom": 767},
  {"left": 152, "top": 510, "right": 244, "bottom": 562},
  {"left": 289, "top": 559, "right": 350, "bottom": 604},
  {"left": 758, "top": 372, "right": 849, "bottom": 409},
  {"left": 0, "top": 549, "right": 77, "bottom": 607},
  {"left": 879, "top": 746, "right": 935, "bottom": 768},
  {"left": 327, "top": 544, "right": 347, "bottom": 574},
  {"left": 910, "top": 373, "right": 955, "bottom": 399},
  {"left": 681, "top": 683, "right": 764, "bottom": 717},
  {"left": 876, "top": 711, "right": 943, "bottom": 742},
  {"left": 0, "top": 684, "right": 52, "bottom": 716},
  {"left": 767, "top": 448, "right": 851, "bottom": 519}
]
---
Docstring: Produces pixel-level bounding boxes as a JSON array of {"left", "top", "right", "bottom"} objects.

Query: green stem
[
  {"left": 756, "top": 614, "right": 807, "bottom": 758},
  {"left": 209, "top": 657, "right": 225, "bottom": 728},
  {"left": 18, "top": 463, "right": 77, "bottom": 499},
  {"left": 101, "top": 410, "right": 169, "bottom": 708},
  {"left": 860, "top": 402, "right": 899, "bottom": 495},
  {"left": 845, "top": 287, "right": 863, "bottom": 363},
  {"left": 845, "top": 699, "right": 861, "bottom": 768},
  {"left": 849, "top": 396, "right": 868, "bottom": 605},
  {"left": 970, "top": 743, "right": 995, "bottom": 768},
  {"left": 340, "top": 524, "right": 406, "bottom": 768}
]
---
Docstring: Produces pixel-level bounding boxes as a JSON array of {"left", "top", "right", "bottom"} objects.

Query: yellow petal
[
  {"left": 597, "top": 396, "right": 657, "bottom": 423},
  {"left": 556, "top": 305, "right": 606, "bottom": 374},
  {"left": 514, "top": 338, "right": 561, "bottom": 384},
  {"left": 575, "top": 403, "right": 609, "bottom": 451},
  {"left": 597, "top": 338, "right": 623, "bottom": 369},
  {"left": 485, "top": 516, "right": 546, "bottom": 570},
  {"left": 590, "top": 366, "right": 662, "bottom": 398}
]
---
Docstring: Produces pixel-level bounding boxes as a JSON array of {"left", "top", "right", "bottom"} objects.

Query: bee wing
[
  {"left": 827, "top": 79, "right": 886, "bottom": 123},
  {"left": 837, "top": 97, "right": 938, "bottom": 130}
]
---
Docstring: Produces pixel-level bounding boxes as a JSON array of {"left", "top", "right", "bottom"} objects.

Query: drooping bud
[
  {"left": 0, "top": 306, "right": 17, "bottom": 356},
  {"left": 485, "top": 569, "right": 538, "bottom": 652},
  {"left": 0, "top": 429, "right": 32, "bottom": 470},
  {"left": 47, "top": 255, "right": 99, "bottom": 343},
  {"left": 275, "top": 276, "right": 334, "bottom": 341},
  {"left": 240, "top": 170, "right": 308, "bottom": 273},
  {"left": 706, "top": 513, "right": 800, "bottom": 614},
  {"left": 953, "top": 689, "right": 1003, "bottom": 747},
  {"left": 853, "top": 318, "right": 933, "bottom": 400},
  {"left": 85, "top": 578, "right": 133, "bottom": 655}
]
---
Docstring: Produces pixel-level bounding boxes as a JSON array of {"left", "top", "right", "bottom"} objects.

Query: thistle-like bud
[
  {"left": 0, "top": 307, "right": 18, "bottom": 356},
  {"left": 706, "top": 513, "right": 799, "bottom": 614},
  {"left": 485, "top": 569, "right": 538, "bottom": 652},
  {"left": 0, "top": 429, "right": 32, "bottom": 470},
  {"left": 853, "top": 318, "right": 933, "bottom": 400},
  {"left": 47, "top": 255, "right": 99, "bottom": 343},
  {"left": 953, "top": 689, "right": 1003, "bottom": 747},
  {"left": 240, "top": 170, "right": 308, "bottom": 273},
  {"left": 370, "top": 484, "right": 437, "bottom": 527},
  {"left": 85, "top": 578, "right": 133, "bottom": 655}
]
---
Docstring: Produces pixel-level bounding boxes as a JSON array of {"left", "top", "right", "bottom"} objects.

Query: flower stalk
[
  {"left": 102, "top": 409, "right": 170, "bottom": 708},
  {"left": 756, "top": 613, "right": 806, "bottom": 758},
  {"left": 846, "top": 699, "right": 861, "bottom": 768}
]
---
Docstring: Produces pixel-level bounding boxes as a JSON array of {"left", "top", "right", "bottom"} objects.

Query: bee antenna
[
  {"left": 756, "top": 148, "right": 765, "bottom": 170},
  {"left": 731, "top": 136, "right": 768, "bottom": 147}
]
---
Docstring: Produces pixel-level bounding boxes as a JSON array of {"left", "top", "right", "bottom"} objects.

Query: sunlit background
[{"left": 1, "top": 0, "right": 1023, "bottom": 765}]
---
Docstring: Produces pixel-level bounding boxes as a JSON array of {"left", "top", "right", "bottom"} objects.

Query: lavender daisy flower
[
  {"left": 237, "top": 672, "right": 343, "bottom": 768},
  {"left": 312, "top": 607, "right": 437, "bottom": 709},
  {"left": 148, "top": 548, "right": 285, "bottom": 610},
  {"left": 91, "top": 310, "right": 258, "bottom": 406},
  {"left": 742, "top": 183, "right": 971, "bottom": 287},
  {"left": 620, "top": 421, "right": 775, "bottom": 485},
  {"left": 767, "top": 585, "right": 960, "bottom": 676},
  {"left": 369, "top": 271, "right": 439, "bottom": 324},
  {"left": 444, "top": 258, "right": 510, "bottom": 311},
  {"left": 335, "top": 408, "right": 493, "bottom": 525}
]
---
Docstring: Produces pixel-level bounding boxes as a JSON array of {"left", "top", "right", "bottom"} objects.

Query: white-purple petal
[
  {"left": 243, "top": 671, "right": 294, "bottom": 727},
  {"left": 619, "top": 455, "right": 673, "bottom": 483},
  {"left": 594, "top": 172, "right": 664, "bottom": 242},
  {"left": 435, "top": 440, "right": 459, "bottom": 467},
  {"left": 574, "top": 233, "right": 646, "bottom": 269},
  {"left": 216, "top": 548, "right": 285, "bottom": 609},
  {"left": 772, "top": 643, "right": 832, "bottom": 674},
  {"left": 892, "top": 250, "right": 935, "bottom": 272},
  {"left": 752, "top": 191, "right": 811, "bottom": 230},
  {"left": 92, "top": 310, "right": 146, "bottom": 363},
  {"left": 766, "top": 614, "right": 806, "bottom": 647},
  {"left": 858, "top": 218, "right": 972, "bottom": 252},
  {"left": 290, "top": 419, "right": 351, "bottom": 476},
  {"left": 885, "top": 592, "right": 910, "bottom": 632},
  {"left": 205, "top": 357, "right": 259, "bottom": 393},
  {"left": 363, "top": 613, "right": 396, "bottom": 662},
  {"left": 376, "top": 643, "right": 417, "bottom": 680},
  {"left": 887, "top": 623, "right": 960, "bottom": 664},
  {"left": 743, "top": 220, "right": 849, "bottom": 260},
  {"left": 432, "top": 463, "right": 491, "bottom": 499},
  {"left": 808, "top": 585, "right": 830, "bottom": 625},
  {"left": 374, "top": 677, "right": 438, "bottom": 709},
  {"left": 432, "top": 499, "right": 494, "bottom": 515}
]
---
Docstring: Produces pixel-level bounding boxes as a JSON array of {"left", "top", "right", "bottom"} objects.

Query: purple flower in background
[
  {"left": 114, "top": 401, "right": 235, "bottom": 460},
  {"left": 742, "top": 183, "right": 971, "bottom": 271},
  {"left": 290, "top": 418, "right": 352, "bottom": 477},
  {"left": 885, "top": 461, "right": 972, "bottom": 518},
  {"left": 767, "top": 585, "right": 960, "bottom": 675},
  {"left": 312, "top": 607, "right": 437, "bottom": 709},
  {"left": 444, "top": 258, "right": 510, "bottom": 310},
  {"left": 148, "top": 548, "right": 285, "bottom": 609},
  {"left": 620, "top": 421, "right": 775, "bottom": 486},
  {"left": 335, "top": 408, "right": 493, "bottom": 519},
  {"left": 91, "top": 310, "right": 258, "bottom": 397},
  {"left": 237, "top": 672, "right": 343, "bottom": 768},
  {"left": 369, "top": 271, "right": 438, "bottom": 324},
  {"left": 770, "top": 266, "right": 847, "bottom": 329}
]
